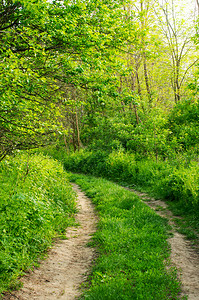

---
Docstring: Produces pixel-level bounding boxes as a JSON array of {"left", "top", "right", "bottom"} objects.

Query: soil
[
  {"left": 4, "top": 183, "right": 97, "bottom": 300},
  {"left": 126, "top": 188, "right": 199, "bottom": 300},
  {"left": 3, "top": 184, "right": 199, "bottom": 300}
]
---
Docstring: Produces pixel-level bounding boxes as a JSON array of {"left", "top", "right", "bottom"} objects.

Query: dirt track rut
[
  {"left": 5, "top": 183, "right": 97, "bottom": 300},
  {"left": 127, "top": 189, "right": 199, "bottom": 300}
]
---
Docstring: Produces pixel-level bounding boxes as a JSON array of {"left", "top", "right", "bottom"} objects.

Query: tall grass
[
  {"left": 0, "top": 152, "right": 76, "bottom": 294},
  {"left": 63, "top": 149, "right": 199, "bottom": 210}
]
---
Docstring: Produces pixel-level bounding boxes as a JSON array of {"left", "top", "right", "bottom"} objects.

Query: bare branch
[{"left": 180, "top": 58, "right": 199, "bottom": 87}]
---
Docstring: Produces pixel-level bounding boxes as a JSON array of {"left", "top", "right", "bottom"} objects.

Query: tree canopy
[{"left": 0, "top": 0, "right": 198, "bottom": 159}]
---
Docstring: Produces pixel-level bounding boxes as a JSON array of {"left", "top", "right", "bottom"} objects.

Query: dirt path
[
  {"left": 3, "top": 184, "right": 199, "bottom": 299},
  {"left": 4, "top": 183, "right": 97, "bottom": 300},
  {"left": 126, "top": 188, "right": 199, "bottom": 300}
]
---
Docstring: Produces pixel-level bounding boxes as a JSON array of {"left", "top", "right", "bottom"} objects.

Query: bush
[
  {"left": 0, "top": 152, "right": 76, "bottom": 293},
  {"left": 106, "top": 150, "right": 136, "bottom": 182},
  {"left": 64, "top": 150, "right": 108, "bottom": 176},
  {"left": 167, "top": 99, "right": 199, "bottom": 151},
  {"left": 63, "top": 149, "right": 199, "bottom": 209},
  {"left": 160, "top": 162, "right": 199, "bottom": 206}
]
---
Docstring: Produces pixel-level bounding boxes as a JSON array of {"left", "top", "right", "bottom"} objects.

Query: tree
[
  {"left": 0, "top": 0, "right": 60, "bottom": 160},
  {"left": 153, "top": 0, "right": 199, "bottom": 102},
  {"left": 1, "top": 0, "right": 141, "bottom": 159}
]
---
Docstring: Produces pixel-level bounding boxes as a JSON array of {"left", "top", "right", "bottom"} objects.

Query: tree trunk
[
  {"left": 129, "top": 102, "right": 140, "bottom": 124},
  {"left": 75, "top": 110, "right": 81, "bottom": 152},
  {"left": 63, "top": 134, "right": 69, "bottom": 153},
  {"left": 196, "top": 0, "right": 199, "bottom": 15},
  {"left": 72, "top": 116, "right": 77, "bottom": 152},
  {"left": 130, "top": 70, "right": 141, "bottom": 124},
  {"left": 143, "top": 57, "right": 152, "bottom": 106},
  {"left": 135, "top": 62, "right": 145, "bottom": 112},
  {"left": 174, "top": 61, "right": 181, "bottom": 102}
]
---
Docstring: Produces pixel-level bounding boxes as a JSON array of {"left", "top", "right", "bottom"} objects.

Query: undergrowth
[
  {"left": 61, "top": 149, "right": 199, "bottom": 218},
  {"left": 70, "top": 173, "right": 184, "bottom": 300},
  {"left": 0, "top": 152, "right": 76, "bottom": 294}
]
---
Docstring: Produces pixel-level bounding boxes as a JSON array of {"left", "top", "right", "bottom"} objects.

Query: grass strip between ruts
[{"left": 70, "top": 173, "right": 185, "bottom": 300}]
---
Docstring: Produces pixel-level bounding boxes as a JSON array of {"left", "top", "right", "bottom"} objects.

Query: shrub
[
  {"left": 160, "top": 162, "right": 199, "bottom": 206},
  {"left": 63, "top": 149, "right": 199, "bottom": 209},
  {"left": 0, "top": 152, "right": 76, "bottom": 293}
]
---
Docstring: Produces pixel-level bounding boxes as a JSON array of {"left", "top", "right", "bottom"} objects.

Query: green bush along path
[
  {"left": 3, "top": 182, "right": 97, "bottom": 300},
  {"left": 0, "top": 153, "right": 76, "bottom": 294},
  {"left": 62, "top": 149, "right": 199, "bottom": 241}
]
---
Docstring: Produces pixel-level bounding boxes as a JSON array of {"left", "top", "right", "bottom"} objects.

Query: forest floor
[{"left": 3, "top": 183, "right": 199, "bottom": 300}]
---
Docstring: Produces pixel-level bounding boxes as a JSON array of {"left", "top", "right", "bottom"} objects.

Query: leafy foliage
[
  {"left": 0, "top": 0, "right": 137, "bottom": 159},
  {"left": 63, "top": 149, "right": 199, "bottom": 209},
  {"left": 166, "top": 100, "right": 199, "bottom": 151},
  {"left": 0, "top": 152, "right": 76, "bottom": 293}
]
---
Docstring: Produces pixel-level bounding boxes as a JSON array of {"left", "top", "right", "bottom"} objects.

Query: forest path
[
  {"left": 5, "top": 183, "right": 97, "bottom": 300},
  {"left": 125, "top": 187, "right": 199, "bottom": 300},
  {"left": 3, "top": 183, "right": 199, "bottom": 300}
]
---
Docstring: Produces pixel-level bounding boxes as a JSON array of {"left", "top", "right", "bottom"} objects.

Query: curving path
[{"left": 4, "top": 183, "right": 199, "bottom": 300}]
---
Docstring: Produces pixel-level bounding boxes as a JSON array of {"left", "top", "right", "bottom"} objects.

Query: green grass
[
  {"left": 164, "top": 200, "right": 199, "bottom": 248},
  {"left": 172, "top": 217, "right": 199, "bottom": 248},
  {"left": 69, "top": 173, "right": 184, "bottom": 300},
  {"left": 0, "top": 152, "right": 77, "bottom": 294}
]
